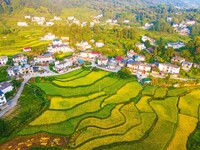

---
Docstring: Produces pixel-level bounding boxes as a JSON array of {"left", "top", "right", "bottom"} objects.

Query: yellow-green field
[{"left": 6, "top": 68, "right": 199, "bottom": 150}]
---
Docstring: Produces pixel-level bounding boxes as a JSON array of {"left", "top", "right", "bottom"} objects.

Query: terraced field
[
  {"left": 0, "top": 28, "right": 50, "bottom": 55},
  {"left": 4, "top": 68, "right": 200, "bottom": 150}
]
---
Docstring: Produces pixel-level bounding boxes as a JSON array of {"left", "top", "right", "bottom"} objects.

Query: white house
[
  {"left": 25, "top": 16, "right": 31, "bottom": 19},
  {"left": 0, "top": 82, "right": 13, "bottom": 94},
  {"left": 144, "top": 23, "right": 154, "bottom": 29},
  {"left": 123, "top": 20, "right": 130, "bottom": 23},
  {"left": 34, "top": 52, "right": 54, "bottom": 65},
  {"left": 90, "top": 22, "right": 95, "bottom": 27},
  {"left": 89, "top": 52, "right": 101, "bottom": 59},
  {"left": 7, "top": 66, "right": 20, "bottom": 77},
  {"left": 158, "top": 63, "right": 180, "bottom": 74},
  {"left": 185, "top": 20, "right": 196, "bottom": 26},
  {"left": 141, "top": 36, "right": 156, "bottom": 45},
  {"left": 52, "top": 39, "right": 62, "bottom": 45},
  {"left": 81, "top": 22, "right": 87, "bottom": 27},
  {"left": 12, "top": 54, "right": 27, "bottom": 65},
  {"left": 106, "top": 19, "right": 117, "bottom": 24},
  {"left": 135, "top": 43, "right": 146, "bottom": 50},
  {"left": 0, "top": 56, "right": 8, "bottom": 66},
  {"left": 127, "top": 50, "right": 138, "bottom": 58},
  {"left": 61, "top": 37, "right": 69, "bottom": 41},
  {"left": 166, "top": 42, "right": 185, "bottom": 49},
  {"left": 19, "top": 65, "right": 34, "bottom": 75},
  {"left": 76, "top": 41, "right": 92, "bottom": 50},
  {"left": 67, "top": 16, "right": 75, "bottom": 21},
  {"left": 166, "top": 17, "right": 172, "bottom": 22},
  {"left": 54, "top": 60, "right": 73, "bottom": 72},
  {"left": 32, "top": 17, "right": 45, "bottom": 22},
  {"left": 194, "top": 63, "right": 200, "bottom": 69},
  {"left": 98, "top": 56, "right": 108, "bottom": 66},
  {"left": 46, "top": 21, "right": 54, "bottom": 26},
  {"left": 138, "top": 63, "right": 152, "bottom": 74},
  {"left": 182, "top": 61, "right": 193, "bottom": 71},
  {"left": 41, "top": 33, "right": 56, "bottom": 41},
  {"left": 54, "top": 16, "right": 62, "bottom": 21},
  {"left": 171, "top": 56, "right": 185, "bottom": 64},
  {"left": 135, "top": 55, "right": 145, "bottom": 62},
  {"left": 37, "top": 21, "right": 44, "bottom": 25},
  {"left": 7, "top": 64, "right": 34, "bottom": 77},
  {"left": 48, "top": 44, "right": 74, "bottom": 53},
  {"left": 17, "top": 22, "right": 28, "bottom": 26},
  {"left": 79, "top": 51, "right": 91, "bottom": 58},
  {"left": 107, "top": 58, "right": 118, "bottom": 70},
  {"left": 95, "top": 42, "right": 104, "bottom": 48},
  {"left": 0, "top": 90, "right": 7, "bottom": 107}
]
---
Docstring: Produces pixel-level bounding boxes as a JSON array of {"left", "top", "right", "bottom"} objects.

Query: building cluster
[
  {"left": 172, "top": 20, "right": 196, "bottom": 35},
  {"left": 47, "top": 38, "right": 74, "bottom": 54},
  {"left": 17, "top": 16, "right": 63, "bottom": 27},
  {"left": 165, "top": 42, "right": 185, "bottom": 49}
]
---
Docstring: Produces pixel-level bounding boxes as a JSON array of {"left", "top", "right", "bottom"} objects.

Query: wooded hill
[{"left": 0, "top": 0, "right": 200, "bottom": 15}]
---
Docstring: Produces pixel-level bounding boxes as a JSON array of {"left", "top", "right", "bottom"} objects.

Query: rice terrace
[{"left": 0, "top": 67, "right": 199, "bottom": 150}]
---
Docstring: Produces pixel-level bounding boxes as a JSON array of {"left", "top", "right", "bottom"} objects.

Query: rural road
[{"left": 0, "top": 67, "right": 81, "bottom": 118}]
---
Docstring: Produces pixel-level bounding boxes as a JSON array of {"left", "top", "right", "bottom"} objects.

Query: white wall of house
[
  {"left": 17, "top": 22, "right": 28, "bottom": 26},
  {"left": 0, "top": 56, "right": 8, "bottom": 65},
  {"left": 98, "top": 59, "right": 108, "bottom": 66},
  {"left": 1, "top": 86, "right": 13, "bottom": 94},
  {"left": 159, "top": 63, "right": 180, "bottom": 74},
  {"left": 0, "top": 92, "right": 7, "bottom": 107}
]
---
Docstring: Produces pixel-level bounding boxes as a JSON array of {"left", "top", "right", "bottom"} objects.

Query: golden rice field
[{"left": 8, "top": 68, "right": 200, "bottom": 150}]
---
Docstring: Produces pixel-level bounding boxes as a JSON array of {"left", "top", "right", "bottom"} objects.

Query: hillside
[{"left": 0, "top": 0, "right": 200, "bottom": 15}]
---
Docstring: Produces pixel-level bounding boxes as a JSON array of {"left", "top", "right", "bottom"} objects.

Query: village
[
  {"left": 17, "top": 14, "right": 197, "bottom": 36},
  {"left": 0, "top": 29, "right": 199, "bottom": 110}
]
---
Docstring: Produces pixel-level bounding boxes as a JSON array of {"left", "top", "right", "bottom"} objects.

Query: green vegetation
[
  {"left": 0, "top": 85, "right": 48, "bottom": 143},
  {"left": 142, "top": 85, "right": 157, "bottom": 96},
  {"left": 0, "top": 66, "right": 8, "bottom": 82},
  {"left": 0, "top": 68, "right": 199, "bottom": 149},
  {"left": 154, "top": 87, "right": 168, "bottom": 98},
  {"left": 49, "top": 92, "right": 105, "bottom": 110},
  {"left": 178, "top": 89, "right": 200, "bottom": 118},
  {"left": 167, "top": 88, "right": 188, "bottom": 97},
  {"left": 102, "top": 81, "right": 142, "bottom": 106},
  {"left": 54, "top": 70, "right": 90, "bottom": 82},
  {"left": 53, "top": 71, "right": 108, "bottom": 87}
]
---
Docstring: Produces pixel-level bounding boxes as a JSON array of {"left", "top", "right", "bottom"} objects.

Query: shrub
[{"left": 118, "top": 68, "right": 132, "bottom": 79}]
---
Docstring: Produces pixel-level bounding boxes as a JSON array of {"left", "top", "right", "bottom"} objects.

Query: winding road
[{"left": 0, "top": 67, "right": 81, "bottom": 118}]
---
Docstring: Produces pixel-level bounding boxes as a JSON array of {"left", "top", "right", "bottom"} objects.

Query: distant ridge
[{"left": 0, "top": 0, "right": 199, "bottom": 14}]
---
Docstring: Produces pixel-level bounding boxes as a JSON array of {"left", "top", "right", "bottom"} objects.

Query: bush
[{"left": 118, "top": 67, "right": 132, "bottom": 79}]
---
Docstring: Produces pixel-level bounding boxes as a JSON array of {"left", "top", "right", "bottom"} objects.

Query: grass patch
[
  {"left": 30, "top": 96, "right": 107, "bottom": 125},
  {"left": 34, "top": 76, "right": 124, "bottom": 97},
  {"left": 142, "top": 85, "right": 157, "bottom": 96},
  {"left": 167, "top": 88, "right": 188, "bottom": 97},
  {"left": 77, "top": 113, "right": 156, "bottom": 150},
  {"left": 136, "top": 96, "right": 153, "bottom": 113},
  {"left": 50, "top": 92, "right": 105, "bottom": 110},
  {"left": 154, "top": 87, "right": 168, "bottom": 99},
  {"left": 55, "top": 68, "right": 84, "bottom": 79},
  {"left": 150, "top": 97, "right": 179, "bottom": 123},
  {"left": 102, "top": 81, "right": 142, "bottom": 107},
  {"left": 178, "top": 89, "right": 200, "bottom": 118},
  {"left": 74, "top": 102, "right": 141, "bottom": 147},
  {"left": 52, "top": 71, "right": 108, "bottom": 87},
  {"left": 113, "top": 120, "right": 176, "bottom": 150},
  {"left": 54, "top": 70, "right": 91, "bottom": 82},
  {"left": 76, "top": 104, "right": 125, "bottom": 131},
  {"left": 18, "top": 104, "right": 116, "bottom": 136},
  {"left": 167, "top": 114, "right": 198, "bottom": 150}
]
